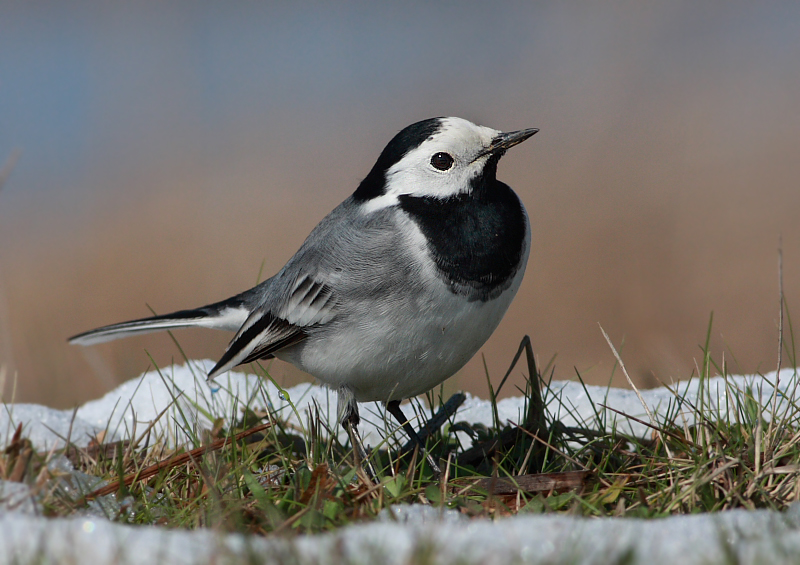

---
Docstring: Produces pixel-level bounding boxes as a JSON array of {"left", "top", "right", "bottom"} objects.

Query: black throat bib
[{"left": 399, "top": 175, "right": 526, "bottom": 302}]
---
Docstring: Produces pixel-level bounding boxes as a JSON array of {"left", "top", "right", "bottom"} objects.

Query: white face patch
[{"left": 361, "top": 117, "right": 500, "bottom": 214}]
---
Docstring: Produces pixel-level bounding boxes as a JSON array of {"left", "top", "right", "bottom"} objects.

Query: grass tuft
[{"left": 2, "top": 313, "right": 800, "bottom": 534}]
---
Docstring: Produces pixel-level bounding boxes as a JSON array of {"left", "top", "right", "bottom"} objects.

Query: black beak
[{"left": 473, "top": 128, "right": 538, "bottom": 162}]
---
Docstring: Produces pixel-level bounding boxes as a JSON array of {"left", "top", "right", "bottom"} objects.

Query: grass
[{"left": 1, "top": 309, "right": 799, "bottom": 537}]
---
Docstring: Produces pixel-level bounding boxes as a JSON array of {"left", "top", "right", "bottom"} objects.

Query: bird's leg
[
  {"left": 338, "top": 388, "right": 377, "bottom": 480},
  {"left": 386, "top": 400, "right": 442, "bottom": 477}
]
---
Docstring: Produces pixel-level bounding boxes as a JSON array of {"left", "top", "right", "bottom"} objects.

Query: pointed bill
[{"left": 472, "top": 127, "right": 538, "bottom": 162}]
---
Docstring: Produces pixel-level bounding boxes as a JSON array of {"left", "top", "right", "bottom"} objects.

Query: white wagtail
[{"left": 70, "top": 117, "right": 537, "bottom": 473}]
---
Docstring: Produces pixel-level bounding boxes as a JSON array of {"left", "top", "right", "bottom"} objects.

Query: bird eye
[{"left": 430, "top": 152, "right": 454, "bottom": 171}]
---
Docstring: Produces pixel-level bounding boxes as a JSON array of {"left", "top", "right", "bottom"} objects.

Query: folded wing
[{"left": 207, "top": 274, "right": 337, "bottom": 379}]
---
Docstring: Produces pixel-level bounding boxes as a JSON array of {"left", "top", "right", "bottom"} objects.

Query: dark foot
[{"left": 339, "top": 389, "right": 378, "bottom": 481}]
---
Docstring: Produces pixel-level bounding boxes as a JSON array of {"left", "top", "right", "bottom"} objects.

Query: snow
[
  {"left": 1, "top": 361, "right": 799, "bottom": 564},
  {"left": 5, "top": 360, "right": 798, "bottom": 452},
  {"left": 2, "top": 500, "right": 800, "bottom": 564}
]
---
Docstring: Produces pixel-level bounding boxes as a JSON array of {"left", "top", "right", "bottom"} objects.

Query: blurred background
[{"left": 1, "top": 2, "right": 799, "bottom": 408}]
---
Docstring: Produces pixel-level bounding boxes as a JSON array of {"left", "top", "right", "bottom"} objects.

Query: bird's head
[{"left": 354, "top": 117, "right": 537, "bottom": 211}]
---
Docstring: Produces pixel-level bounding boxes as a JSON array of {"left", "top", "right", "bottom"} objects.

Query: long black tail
[{"left": 68, "top": 294, "right": 252, "bottom": 346}]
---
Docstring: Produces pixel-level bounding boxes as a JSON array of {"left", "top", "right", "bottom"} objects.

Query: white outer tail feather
[{"left": 69, "top": 306, "right": 250, "bottom": 346}]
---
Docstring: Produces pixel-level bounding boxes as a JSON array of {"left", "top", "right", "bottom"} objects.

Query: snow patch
[{"left": 1, "top": 362, "right": 799, "bottom": 564}]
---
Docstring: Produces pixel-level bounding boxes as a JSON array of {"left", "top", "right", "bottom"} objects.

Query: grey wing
[
  {"left": 207, "top": 197, "right": 412, "bottom": 381},
  {"left": 207, "top": 274, "right": 337, "bottom": 379}
]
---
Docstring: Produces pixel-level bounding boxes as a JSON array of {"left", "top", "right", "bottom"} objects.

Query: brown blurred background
[{"left": 1, "top": 2, "right": 799, "bottom": 408}]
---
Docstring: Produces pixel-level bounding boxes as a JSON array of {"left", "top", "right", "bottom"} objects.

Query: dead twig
[{"left": 80, "top": 422, "right": 272, "bottom": 501}]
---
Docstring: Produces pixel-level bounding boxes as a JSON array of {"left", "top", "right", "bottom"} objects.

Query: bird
[{"left": 69, "top": 117, "right": 537, "bottom": 474}]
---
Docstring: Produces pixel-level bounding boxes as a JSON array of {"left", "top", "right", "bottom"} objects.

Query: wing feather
[
  {"left": 207, "top": 273, "right": 338, "bottom": 380},
  {"left": 208, "top": 312, "right": 306, "bottom": 379},
  {"left": 279, "top": 275, "right": 337, "bottom": 327}
]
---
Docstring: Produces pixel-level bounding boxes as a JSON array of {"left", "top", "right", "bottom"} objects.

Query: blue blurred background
[{"left": 1, "top": 2, "right": 799, "bottom": 407}]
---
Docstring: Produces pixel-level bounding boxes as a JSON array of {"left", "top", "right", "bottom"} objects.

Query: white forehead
[
  {"left": 421, "top": 117, "right": 500, "bottom": 155},
  {"left": 360, "top": 117, "right": 503, "bottom": 213},
  {"left": 388, "top": 117, "right": 501, "bottom": 177},
  {"left": 386, "top": 117, "right": 501, "bottom": 179}
]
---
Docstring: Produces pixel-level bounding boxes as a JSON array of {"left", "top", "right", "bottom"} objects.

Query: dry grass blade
[
  {"left": 8, "top": 442, "right": 33, "bottom": 482},
  {"left": 600, "top": 324, "right": 674, "bottom": 461},
  {"left": 767, "top": 237, "right": 785, "bottom": 455},
  {"left": 3, "top": 424, "right": 33, "bottom": 482},
  {"left": 464, "top": 470, "right": 590, "bottom": 495},
  {"left": 81, "top": 422, "right": 272, "bottom": 501},
  {"left": 598, "top": 404, "right": 697, "bottom": 447},
  {"left": 64, "top": 439, "right": 132, "bottom": 467}
]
